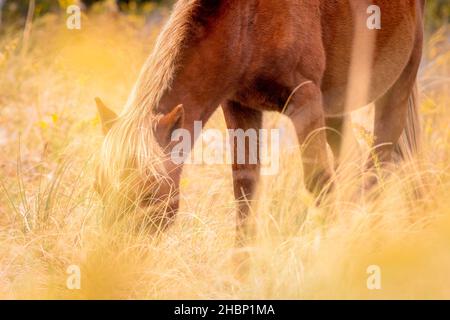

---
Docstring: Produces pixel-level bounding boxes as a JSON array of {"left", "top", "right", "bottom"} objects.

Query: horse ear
[
  {"left": 156, "top": 104, "right": 184, "bottom": 146},
  {"left": 95, "top": 97, "right": 118, "bottom": 134}
]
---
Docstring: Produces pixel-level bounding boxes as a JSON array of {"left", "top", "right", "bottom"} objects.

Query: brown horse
[{"left": 95, "top": 0, "right": 424, "bottom": 243}]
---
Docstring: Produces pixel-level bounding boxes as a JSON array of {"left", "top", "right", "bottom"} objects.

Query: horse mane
[{"left": 99, "top": 0, "right": 201, "bottom": 190}]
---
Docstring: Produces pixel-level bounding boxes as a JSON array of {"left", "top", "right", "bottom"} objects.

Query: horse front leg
[
  {"left": 223, "top": 101, "right": 262, "bottom": 247},
  {"left": 286, "top": 83, "right": 334, "bottom": 195}
]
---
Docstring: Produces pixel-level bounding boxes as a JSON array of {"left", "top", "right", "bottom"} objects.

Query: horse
[{"left": 94, "top": 0, "right": 424, "bottom": 244}]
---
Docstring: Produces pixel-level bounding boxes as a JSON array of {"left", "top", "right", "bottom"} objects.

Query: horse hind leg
[
  {"left": 366, "top": 61, "right": 421, "bottom": 188},
  {"left": 326, "top": 113, "right": 364, "bottom": 174},
  {"left": 325, "top": 116, "right": 345, "bottom": 163},
  {"left": 223, "top": 101, "right": 262, "bottom": 247},
  {"left": 286, "top": 83, "right": 334, "bottom": 195},
  {"left": 325, "top": 115, "right": 359, "bottom": 165}
]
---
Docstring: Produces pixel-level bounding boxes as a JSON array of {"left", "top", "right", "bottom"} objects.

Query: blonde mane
[{"left": 99, "top": 0, "right": 200, "bottom": 190}]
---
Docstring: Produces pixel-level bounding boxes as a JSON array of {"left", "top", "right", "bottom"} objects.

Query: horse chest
[{"left": 234, "top": 76, "right": 293, "bottom": 112}]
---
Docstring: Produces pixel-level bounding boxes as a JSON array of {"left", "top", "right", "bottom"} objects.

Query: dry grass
[{"left": 0, "top": 11, "right": 449, "bottom": 299}]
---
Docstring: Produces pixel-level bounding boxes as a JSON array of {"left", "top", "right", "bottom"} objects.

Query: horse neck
[{"left": 152, "top": 0, "right": 253, "bottom": 138}]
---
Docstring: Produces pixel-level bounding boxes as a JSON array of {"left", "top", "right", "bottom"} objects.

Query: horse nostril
[{"left": 139, "top": 193, "right": 153, "bottom": 208}]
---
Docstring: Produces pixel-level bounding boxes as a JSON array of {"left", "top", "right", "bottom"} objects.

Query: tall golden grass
[{"left": 0, "top": 11, "right": 449, "bottom": 299}]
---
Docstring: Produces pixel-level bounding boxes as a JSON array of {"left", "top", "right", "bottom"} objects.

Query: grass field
[{"left": 0, "top": 9, "right": 449, "bottom": 299}]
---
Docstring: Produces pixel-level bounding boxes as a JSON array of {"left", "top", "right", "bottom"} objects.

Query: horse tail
[
  {"left": 394, "top": 82, "right": 421, "bottom": 161},
  {"left": 396, "top": 0, "right": 425, "bottom": 161}
]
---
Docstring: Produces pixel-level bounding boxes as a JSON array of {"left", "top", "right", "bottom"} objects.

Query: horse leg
[
  {"left": 223, "top": 101, "right": 262, "bottom": 247},
  {"left": 325, "top": 116, "right": 347, "bottom": 163},
  {"left": 326, "top": 114, "right": 361, "bottom": 166},
  {"left": 287, "top": 84, "right": 334, "bottom": 194},
  {"left": 367, "top": 59, "right": 420, "bottom": 187}
]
